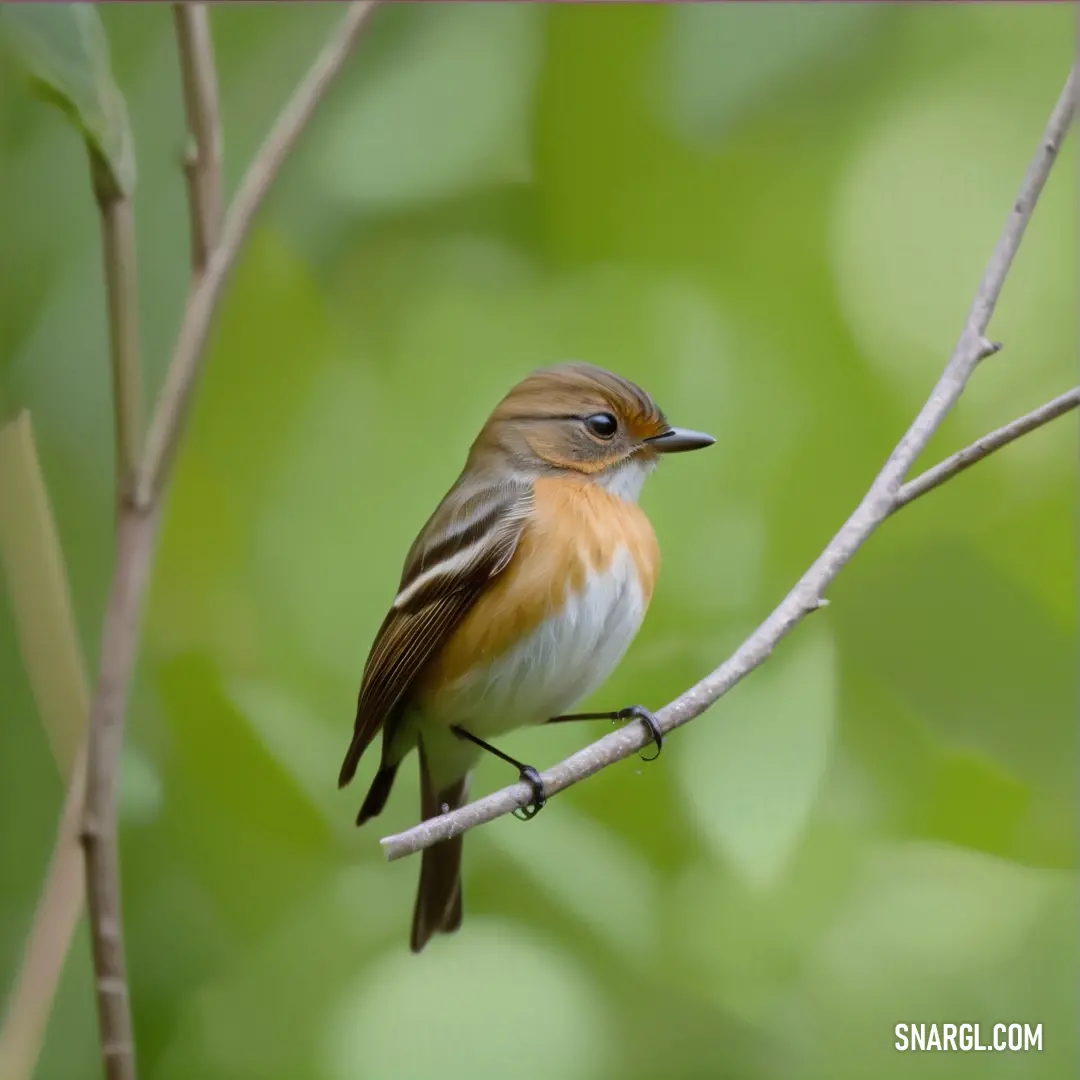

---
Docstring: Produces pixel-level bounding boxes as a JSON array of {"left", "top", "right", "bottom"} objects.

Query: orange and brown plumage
[{"left": 338, "top": 361, "right": 714, "bottom": 952}]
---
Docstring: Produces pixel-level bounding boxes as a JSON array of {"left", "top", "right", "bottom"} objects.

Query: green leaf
[
  {"left": 661, "top": 3, "right": 883, "bottom": 143},
  {"left": 790, "top": 841, "right": 1073, "bottom": 1079},
  {"left": 821, "top": 842, "right": 1061, "bottom": 981},
  {"left": 323, "top": 924, "right": 611, "bottom": 1080},
  {"left": 834, "top": 540, "right": 1074, "bottom": 800},
  {"left": 830, "top": 67, "right": 1074, "bottom": 435},
  {"left": 0, "top": 377, "right": 13, "bottom": 427},
  {"left": 120, "top": 744, "right": 163, "bottom": 826},
  {"left": 677, "top": 629, "right": 837, "bottom": 889},
  {"left": 226, "top": 678, "right": 352, "bottom": 837},
  {"left": 483, "top": 800, "right": 660, "bottom": 964},
  {"left": 0, "top": 4, "right": 135, "bottom": 197},
  {"left": 313, "top": 2, "right": 542, "bottom": 212}
]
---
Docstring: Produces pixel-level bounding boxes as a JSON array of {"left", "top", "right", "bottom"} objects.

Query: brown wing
[{"left": 337, "top": 480, "right": 534, "bottom": 788}]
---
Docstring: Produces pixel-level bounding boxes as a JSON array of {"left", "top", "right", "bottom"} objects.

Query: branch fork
[
  {"left": 71, "top": 6, "right": 379, "bottom": 1080},
  {"left": 0, "top": 18, "right": 1071, "bottom": 1080},
  {"left": 380, "top": 66, "right": 1078, "bottom": 863}
]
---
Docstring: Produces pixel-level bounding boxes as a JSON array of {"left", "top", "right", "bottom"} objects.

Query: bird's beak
[{"left": 646, "top": 426, "right": 715, "bottom": 454}]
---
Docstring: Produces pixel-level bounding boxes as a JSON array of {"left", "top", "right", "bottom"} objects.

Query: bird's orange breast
[{"left": 415, "top": 475, "right": 659, "bottom": 696}]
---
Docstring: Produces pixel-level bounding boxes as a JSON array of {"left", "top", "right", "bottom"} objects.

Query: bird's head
[{"left": 467, "top": 362, "right": 714, "bottom": 499}]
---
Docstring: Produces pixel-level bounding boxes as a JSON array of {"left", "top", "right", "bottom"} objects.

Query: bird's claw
[
  {"left": 513, "top": 765, "right": 546, "bottom": 821},
  {"left": 617, "top": 705, "right": 664, "bottom": 762}
]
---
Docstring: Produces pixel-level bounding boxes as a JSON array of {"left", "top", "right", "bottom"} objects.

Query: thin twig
[
  {"left": 137, "top": 0, "right": 379, "bottom": 508},
  {"left": 90, "top": 155, "right": 142, "bottom": 503},
  {"left": 82, "top": 506, "right": 158, "bottom": 1080},
  {"left": 892, "top": 387, "right": 1079, "bottom": 511},
  {"left": 381, "top": 63, "right": 1078, "bottom": 863},
  {"left": 173, "top": 3, "right": 223, "bottom": 276},
  {"left": 81, "top": 7, "right": 379, "bottom": 1079}
]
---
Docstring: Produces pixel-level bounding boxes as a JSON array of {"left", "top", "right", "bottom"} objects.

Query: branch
[
  {"left": 380, "top": 63, "right": 1079, "bottom": 863},
  {"left": 80, "top": 7, "right": 379, "bottom": 1079},
  {"left": 81, "top": 506, "right": 157, "bottom": 1080},
  {"left": 90, "top": 155, "right": 142, "bottom": 503},
  {"left": 891, "top": 387, "right": 1079, "bottom": 511},
  {"left": 136, "top": 0, "right": 379, "bottom": 508},
  {"left": 173, "top": 3, "right": 223, "bottom": 276}
]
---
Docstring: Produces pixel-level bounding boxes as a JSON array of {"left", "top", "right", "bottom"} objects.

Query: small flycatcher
[{"left": 339, "top": 362, "right": 714, "bottom": 951}]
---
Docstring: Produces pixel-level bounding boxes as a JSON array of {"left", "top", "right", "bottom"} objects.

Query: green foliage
[
  {"left": 679, "top": 629, "right": 837, "bottom": 890},
  {"left": 0, "top": 3, "right": 134, "bottom": 198},
  {"left": 663, "top": 3, "right": 886, "bottom": 143},
  {"left": 0, "top": 5, "right": 1075, "bottom": 1080},
  {"left": 314, "top": 3, "right": 542, "bottom": 214},
  {"left": 0, "top": 2, "right": 134, "bottom": 422}
]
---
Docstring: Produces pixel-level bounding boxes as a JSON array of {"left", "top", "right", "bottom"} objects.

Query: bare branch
[
  {"left": 380, "top": 63, "right": 1078, "bottom": 864},
  {"left": 892, "top": 387, "right": 1079, "bottom": 511},
  {"left": 173, "top": 3, "right": 223, "bottom": 275},
  {"left": 137, "top": 0, "right": 379, "bottom": 508},
  {"left": 81, "top": 7, "right": 380, "bottom": 1078},
  {"left": 90, "top": 155, "right": 142, "bottom": 502},
  {"left": 82, "top": 506, "right": 157, "bottom": 1080}
]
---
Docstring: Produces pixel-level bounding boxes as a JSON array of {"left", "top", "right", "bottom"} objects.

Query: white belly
[{"left": 415, "top": 546, "right": 648, "bottom": 786}]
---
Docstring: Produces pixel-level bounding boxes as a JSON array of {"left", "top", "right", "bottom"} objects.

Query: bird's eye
[{"left": 585, "top": 412, "right": 618, "bottom": 439}]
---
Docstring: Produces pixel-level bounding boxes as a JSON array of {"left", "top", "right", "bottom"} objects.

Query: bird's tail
[{"left": 410, "top": 737, "right": 469, "bottom": 954}]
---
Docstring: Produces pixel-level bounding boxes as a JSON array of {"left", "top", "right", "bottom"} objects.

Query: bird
[{"left": 338, "top": 361, "right": 714, "bottom": 952}]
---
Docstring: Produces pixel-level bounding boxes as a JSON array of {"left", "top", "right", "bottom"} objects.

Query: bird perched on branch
[{"left": 339, "top": 362, "right": 714, "bottom": 952}]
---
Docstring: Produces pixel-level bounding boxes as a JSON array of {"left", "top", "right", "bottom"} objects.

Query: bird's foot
[
  {"left": 616, "top": 705, "right": 664, "bottom": 762},
  {"left": 451, "top": 725, "right": 547, "bottom": 819},
  {"left": 513, "top": 764, "right": 546, "bottom": 821}
]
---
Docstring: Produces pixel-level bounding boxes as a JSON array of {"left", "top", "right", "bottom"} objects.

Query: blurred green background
[{"left": 1, "top": 3, "right": 1076, "bottom": 1079}]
